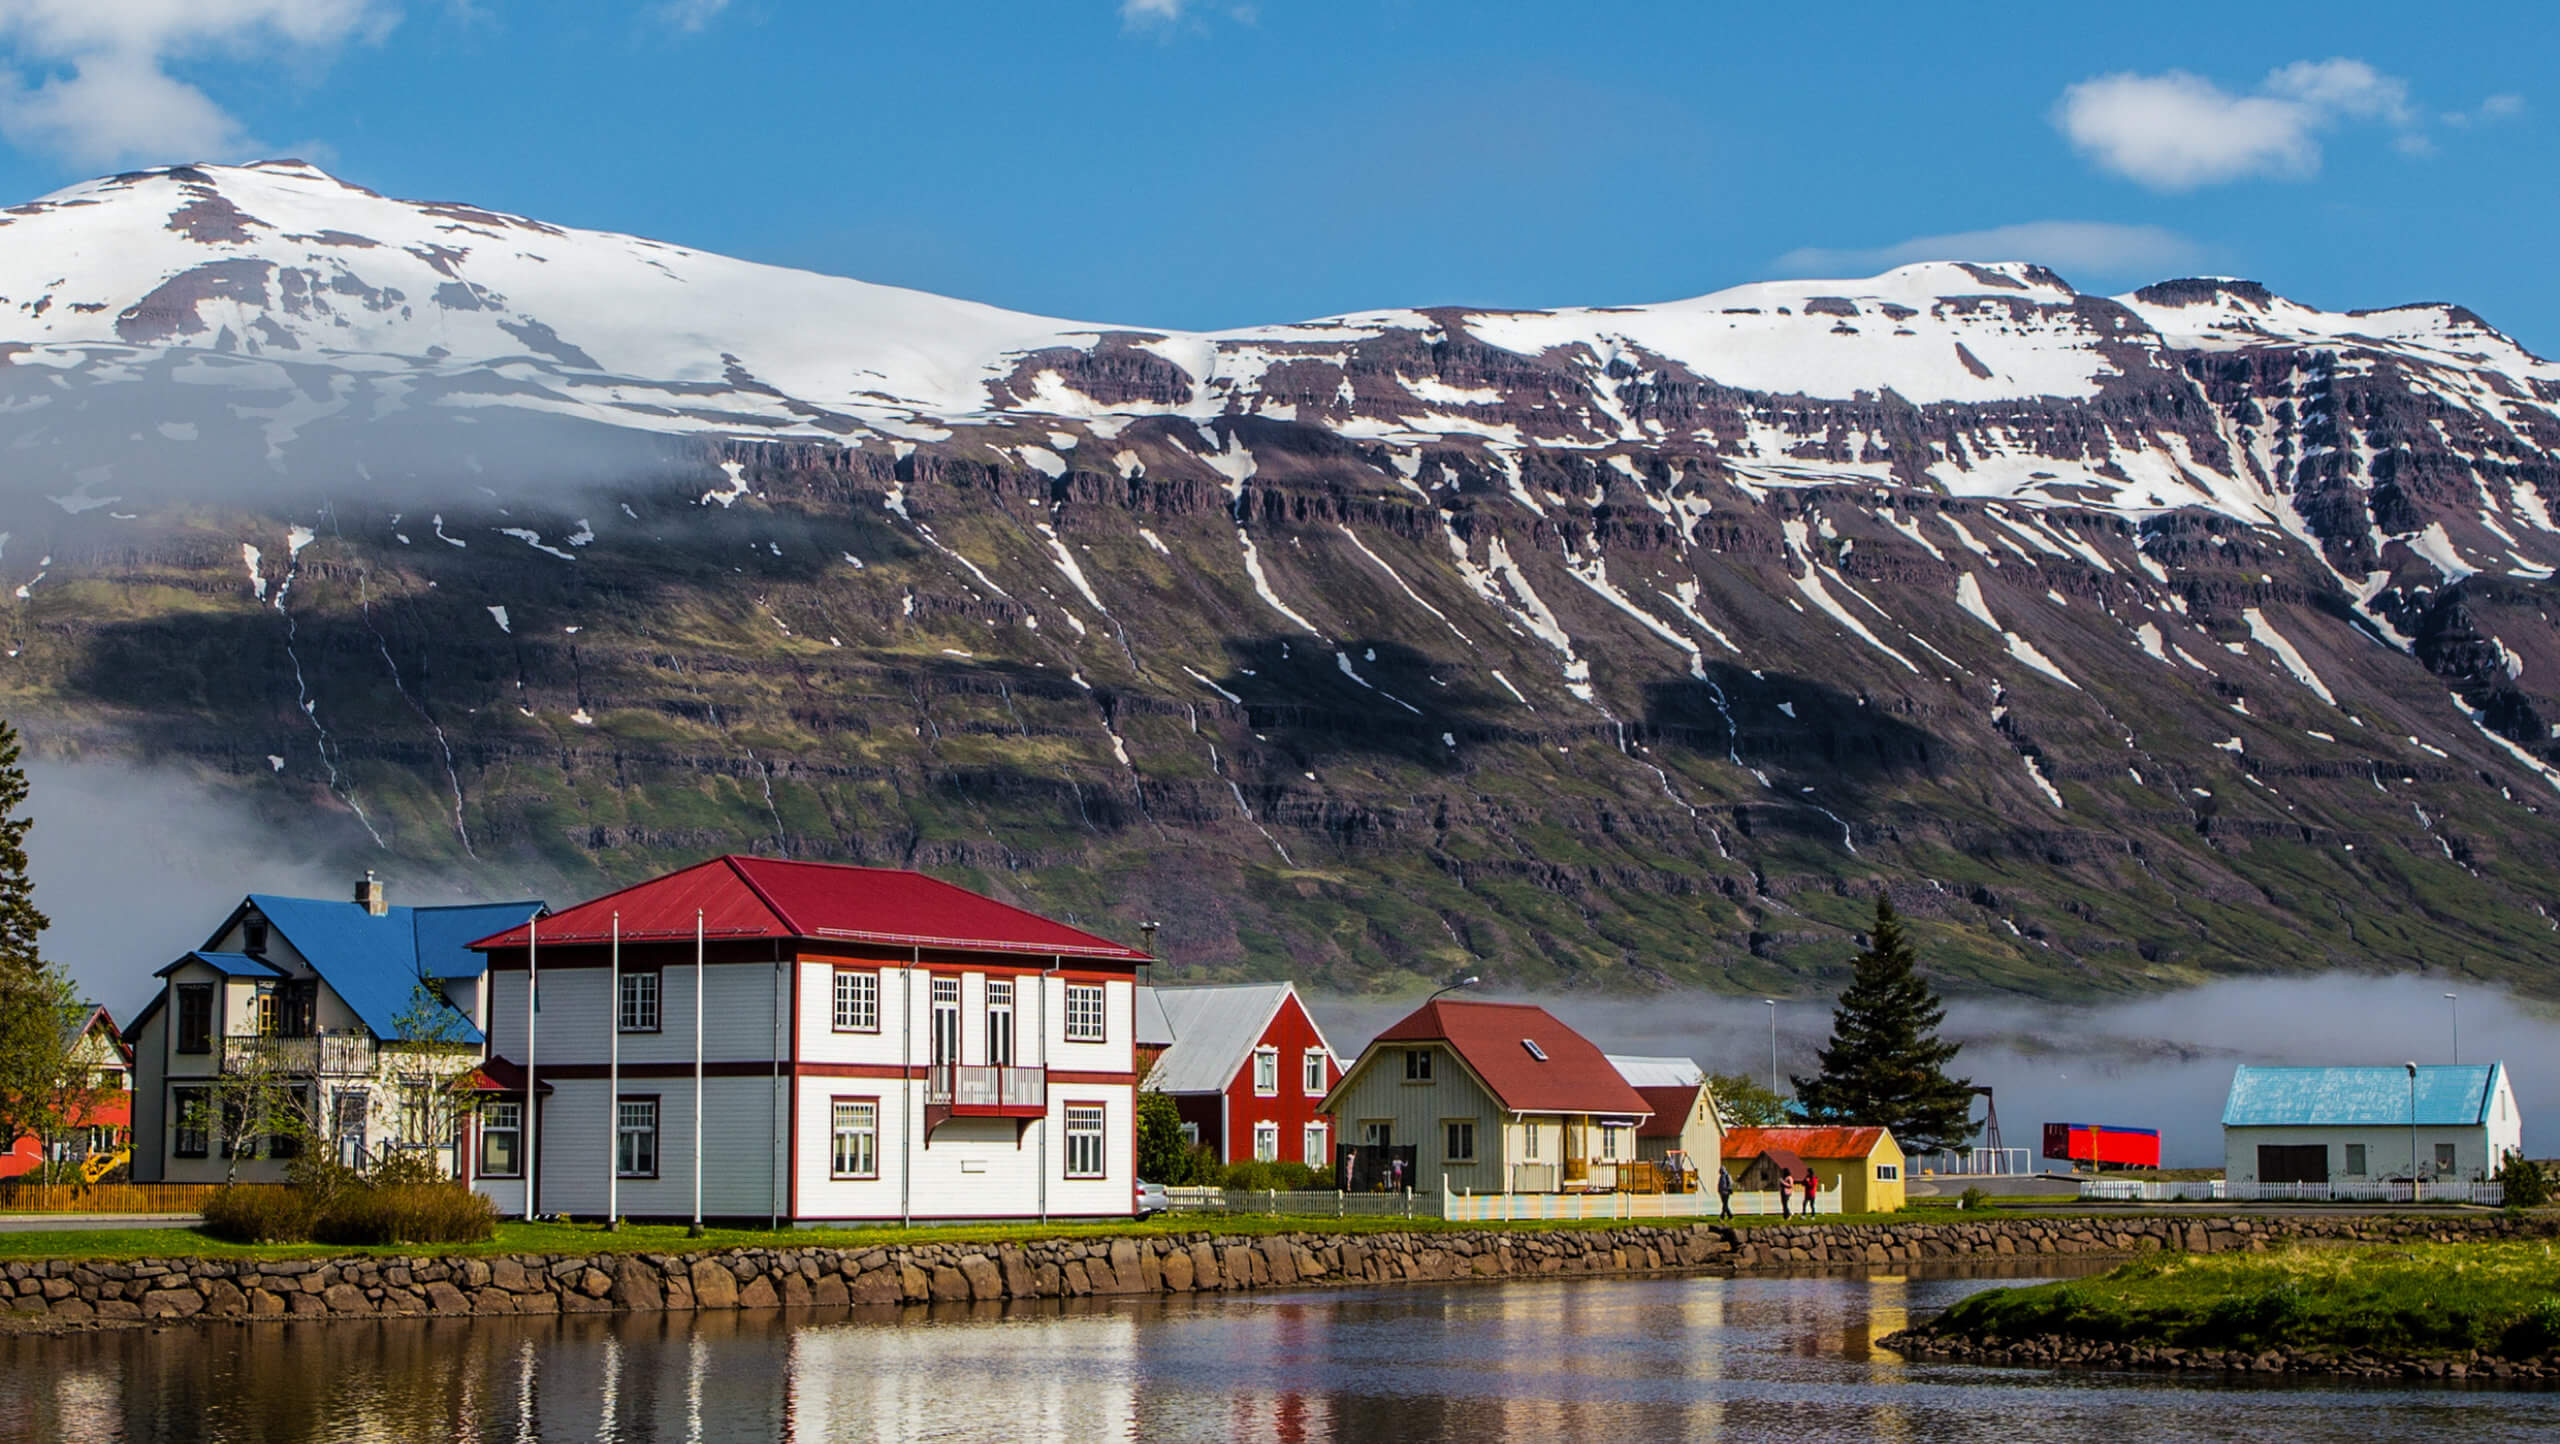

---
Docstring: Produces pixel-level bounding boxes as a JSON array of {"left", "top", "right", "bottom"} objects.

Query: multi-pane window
[
  {"left": 1444, "top": 1120, "right": 1477, "bottom": 1163},
  {"left": 481, "top": 1102, "right": 522, "bottom": 1178},
  {"left": 1064, "top": 1105, "right": 1106, "bottom": 1177},
  {"left": 618, "top": 972, "right": 660, "bottom": 1032},
  {"left": 832, "top": 969, "right": 879, "bottom": 1032},
  {"left": 400, "top": 1076, "right": 432, "bottom": 1147},
  {"left": 1404, "top": 1048, "right": 1433, "bottom": 1082},
  {"left": 1303, "top": 1049, "right": 1327, "bottom": 1095},
  {"left": 248, "top": 985, "right": 279, "bottom": 1038},
  {"left": 172, "top": 1086, "right": 209, "bottom": 1158},
  {"left": 2344, "top": 1144, "right": 2367, "bottom": 1177},
  {"left": 1303, "top": 1122, "right": 1329, "bottom": 1167},
  {"left": 1875, "top": 1164, "right": 1900, "bottom": 1181},
  {"left": 1521, "top": 1122, "right": 1540, "bottom": 1161},
  {"left": 1599, "top": 1124, "right": 1626, "bottom": 1163},
  {"left": 987, "top": 979, "right": 1014, "bottom": 1066},
  {"left": 1064, "top": 984, "right": 1105, "bottom": 1042},
  {"left": 616, "top": 1099, "right": 659, "bottom": 1177},
  {"left": 175, "top": 985, "right": 213, "bottom": 1054},
  {"left": 831, "top": 1100, "right": 878, "bottom": 1179},
  {"left": 1253, "top": 1047, "right": 1278, "bottom": 1096}
]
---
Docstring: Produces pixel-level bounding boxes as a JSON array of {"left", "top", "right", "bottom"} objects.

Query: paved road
[{"left": 0, "top": 1212, "right": 200, "bottom": 1233}]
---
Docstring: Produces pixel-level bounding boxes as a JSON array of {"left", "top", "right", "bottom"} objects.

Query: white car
[{"left": 1135, "top": 1181, "right": 1169, "bottom": 1219}]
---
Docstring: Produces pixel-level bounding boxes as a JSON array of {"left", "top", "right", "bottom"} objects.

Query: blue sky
[{"left": 0, "top": 2, "right": 2549, "bottom": 347}]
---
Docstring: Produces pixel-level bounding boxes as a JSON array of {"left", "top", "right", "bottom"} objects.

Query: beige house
[
  {"left": 1321, "top": 999, "right": 1653, "bottom": 1195},
  {"left": 1607, "top": 1055, "right": 1722, "bottom": 1186}
]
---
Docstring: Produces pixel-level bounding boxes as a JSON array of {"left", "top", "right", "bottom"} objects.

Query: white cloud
[
  {"left": 2055, "top": 58, "right": 2428, "bottom": 191},
  {"left": 0, "top": 0, "right": 391, "bottom": 169},
  {"left": 1121, "top": 0, "right": 1187, "bottom": 21},
  {"left": 655, "top": 0, "right": 730, "bottom": 32},
  {"left": 1774, "top": 220, "right": 2204, "bottom": 283}
]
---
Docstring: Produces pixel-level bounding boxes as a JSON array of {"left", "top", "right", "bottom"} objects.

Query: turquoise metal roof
[
  {"left": 232, "top": 895, "right": 542, "bottom": 1044},
  {"left": 2222, "top": 1064, "right": 2501, "bottom": 1128}
]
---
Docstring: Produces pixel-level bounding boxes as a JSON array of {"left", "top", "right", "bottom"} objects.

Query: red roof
[
  {"left": 1371, "top": 1000, "right": 1651, "bottom": 1118},
  {"left": 1633, "top": 1084, "right": 1701, "bottom": 1138},
  {"left": 1720, "top": 1125, "right": 1891, "bottom": 1161},
  {"left": 468, "top": 855, "right": 1151, "bottom": 961}
]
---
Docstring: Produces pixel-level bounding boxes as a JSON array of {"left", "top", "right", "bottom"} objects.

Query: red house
[{"left": 1141, "top": 983, "right": 1342, "bottom": 1168}]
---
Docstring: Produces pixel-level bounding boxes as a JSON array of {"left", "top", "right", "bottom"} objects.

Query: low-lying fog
[{"left": 26, "top": 760, "right": 2553, "bottom": 1169}]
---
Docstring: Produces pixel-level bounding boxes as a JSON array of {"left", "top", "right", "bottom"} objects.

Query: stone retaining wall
[{"left": 6, "top": 1211, "right": 2547, "bottom": 1327}]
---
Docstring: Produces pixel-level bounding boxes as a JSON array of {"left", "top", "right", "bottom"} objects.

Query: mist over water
[{"left": 1308, "top": 977, "right": 2560, "bottom": 1169}]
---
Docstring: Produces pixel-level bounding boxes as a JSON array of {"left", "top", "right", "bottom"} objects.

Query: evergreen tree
[
  {"left": 0, "top": 719, "right": 87, "bottom": 1163},
  {"left": 1789, "top": 897, "right": 1978, "bottom": 1152}
]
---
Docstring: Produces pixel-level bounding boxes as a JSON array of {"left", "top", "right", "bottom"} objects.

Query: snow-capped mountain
[{"left": 9, "top": 161, "right": 2560, "bottom": 996}]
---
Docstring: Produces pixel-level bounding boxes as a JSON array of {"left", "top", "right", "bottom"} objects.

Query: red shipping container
[{"left": 2041, "top": 1122, "right": 2160, "bottom": 1167}]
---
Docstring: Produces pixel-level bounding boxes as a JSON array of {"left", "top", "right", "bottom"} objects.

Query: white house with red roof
[
  {"left": 1140, "top": 983, "right": 1342, "bottom": 1167},
  {"left": 1321, "top": 999, "right": 1653, "bottom": 1195},
  {"left": 467, "top": 855, "right": 1151, "bottom": 1224}
]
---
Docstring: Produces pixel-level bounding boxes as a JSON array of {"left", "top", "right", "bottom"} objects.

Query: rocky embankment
[{"left": 5, "top": 1211, "right": 2546, "bottom": 1331}]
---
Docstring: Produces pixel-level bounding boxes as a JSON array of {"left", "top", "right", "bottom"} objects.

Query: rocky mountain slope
[{"left": 5, "top": 161, "right": 2560, "bottom": 999}]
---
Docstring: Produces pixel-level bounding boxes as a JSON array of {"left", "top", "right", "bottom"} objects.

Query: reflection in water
[{"left": 5, "top": 1265, "right": 2558, "bottom": 1443}]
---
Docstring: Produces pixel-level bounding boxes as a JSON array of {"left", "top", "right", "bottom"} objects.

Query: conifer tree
[
  {"left": 1789, "top": 897, "right": 1978, "bottom": 1152},
  {"left": 0, "top": 719, "right": 88, "bottom": 1164}
]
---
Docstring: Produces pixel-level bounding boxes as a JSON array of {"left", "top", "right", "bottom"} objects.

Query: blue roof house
[
  {"left": 2221, "top": 1063, "right": 2523, "bottom": 1196},
  {"left": 125, "top": 872, "right": 540, "bottom": 1185}
]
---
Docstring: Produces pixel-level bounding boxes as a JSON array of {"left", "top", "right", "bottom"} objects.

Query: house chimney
[{"left": 357, "top": 870, "right": 388, "bottom": 917}]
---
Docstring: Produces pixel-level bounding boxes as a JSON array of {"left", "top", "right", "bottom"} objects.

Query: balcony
[
  {"left": 923, "top": 1064, "right": 1045, "bottom": 1144},
  {"left": 221, "top": 1034, "right": 379, "bottom": 1078}
]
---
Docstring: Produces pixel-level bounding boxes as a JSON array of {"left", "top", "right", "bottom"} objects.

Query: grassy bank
[
  {"left": 0, "top": 1209, "right": 1924, "bottom": 1263},
  {"left": 1925, "top": 1240, "right": 2560, "bottom": 1360}
]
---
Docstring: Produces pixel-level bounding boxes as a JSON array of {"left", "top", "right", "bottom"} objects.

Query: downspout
[
  {"left": 524, "top": 915, "right": 539, "bottom": 1222},
  {"left": 1041, "top": 953, "right": 1059, "bottom": 1223},
  {"left": 691, "top": 910, "right": 704, "bottom": 1237},
  {"left": 901, "top": 947, "right": 916, "bottom": 1228},
  {"left": 607, "top": 912, "right": 619, "bottom": 1231}
]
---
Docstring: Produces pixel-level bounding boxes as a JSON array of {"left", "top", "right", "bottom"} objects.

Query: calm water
[{"left": 4, "top": 1266, "right": 2555, "bottom": 1443}]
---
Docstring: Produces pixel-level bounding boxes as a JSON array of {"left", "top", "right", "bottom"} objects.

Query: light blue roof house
[
  {"left": 124, "top": 873, "right": 542, "bottom": 1185},
  {"left": 2220, "top": 1063, "right": 2522, "bottom": 1191}
]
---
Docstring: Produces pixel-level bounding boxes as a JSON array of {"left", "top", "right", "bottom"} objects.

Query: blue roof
[
  {"left": 156, "top": 950, "right": 287, "bottom": 979},
  {"left": 234, "top": 895, "right": 542, "bottom": 1045},
  {"left": 2222, "top": 1064, "right": 2503, "bottom": 1128}
]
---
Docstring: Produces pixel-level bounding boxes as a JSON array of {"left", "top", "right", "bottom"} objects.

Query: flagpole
[
  {"left": 524, "top": 913, "right": 539, "bottom": 1223},
  {"left": 607, "top": 912, "right": 621, "bottom": 1232},
  {"left": 690, "top": 908, "right": 705, "bottom": 1238}
]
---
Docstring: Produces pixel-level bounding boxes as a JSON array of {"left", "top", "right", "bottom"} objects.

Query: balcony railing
[
  {"left": 925, "top": 1065, "right": 1046, "bottom": 1115},
  {"left": 221, "top": 1034, "right": 379, "bottom": 1077}
]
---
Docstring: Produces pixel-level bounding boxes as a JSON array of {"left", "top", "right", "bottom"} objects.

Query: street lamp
[
  {"left": 1427, "top": 976, "right": 1480, "bottom": 1005},
  {"left": 1764, "top": 999, "right": 1779, "bottom": 1099},
  {"left": 2444, "top": 992, "right": 2458, "bottom": 1065},
  {"left": 2406, "top": 1060, "right": 2420, "bottom": 1203}
]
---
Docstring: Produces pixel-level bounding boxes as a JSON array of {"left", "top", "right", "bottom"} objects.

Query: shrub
[
  {"left": 2498, "top": 1155, "right": 2552, "bottom": 1209},
  {"left": 201, "top": 1183, "right": 317, "bottom": 1243},
  {"left": 1219, "top": 1159, "right": 1333, "bottom": 1192},
  {"left": 313, "top": 1179, "right": 497, "bottom": 1246},
  {"left": 2500, "top": 1297, "right": 2560, "bottom": 1360},
  {"left": 1958, "top": 1186, "right": 1988, "bottom": 1211}
]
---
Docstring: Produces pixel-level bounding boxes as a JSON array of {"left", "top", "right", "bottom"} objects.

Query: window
[
  {"left": 248, "top": 985, "right": 278, "bottom": 1038},
  {"left": 1876, "top": 1164, "right": 1900, "bottom": 1181},
  {"left": 1303, "top": 1049, "right": 1327, "bottom": 1096},
  {"left": 1254, "top": 1121, "right": 1279, "bottom": 1162},
  {"left": 1361, "top": 1121, "right": 1391, "bottom": 1148},
  {"left": 1521, "top": 1039, "right": 1548, "bottom": 1062},
  {"left": 1599, "top": 1124, "right": 1626, "bottom": 1162},
  {"left": 172, "top": 1086, "right": 209, "bottom": 1158},
  {"left": 831, "top": 1099, "right": 878, "bottom": 1179},
  {"left": 1303, "top": 1122, "right": 1329, "bottom": 1167},
  {"left": 243, "top": 917, "right": 269, "bottom": 954},
  {"left": 616, "top": 1098, "right": 659, "bottom": 1178},
  {"left": 1522, "top": 1122, "right": 1540, "bottom": 1161},
  {"left": 832, "top": 969, "right": 879, "bottom": 1032},
  {"left": 1064, "top": 984, "right": 1106, "bottom": 1042},
  {"left": 481, "top": 1103, "right": 522, "bottom": 1178},
  {"left": 1253, "top": 1047, "right": 1279, "bottom": 1096},
  {"left": 2434, "top": 1143, "right": 2457, "bottom": 1175},
  {"left": 1404, "top": 1048, "right": 1433, "bottom": 1082},
  {"left": 1179, "top": 1121, "right": 1200, "bottom": 1148},
  {"left": 176, "top": 985, "right": 213, "bottom": 1055},
  {"left": 400, "top": 1076, "right": 432, "bottom": 1147},
  {"left": 2344, "top": 1144, "right": 2367, "bottom": 1177},
  {"left": 618, "top": 971, "right": 660, "bottom": 1032},
  {"left": 987, "top": 979, "right": 1014, "bottom": 1067},
  {"left": 1444, "top": 1120, "right": 1477, "bottom": 1163},
  {"left": 1064, "top": 1104, "right": 1106, "bottom": 1178}
]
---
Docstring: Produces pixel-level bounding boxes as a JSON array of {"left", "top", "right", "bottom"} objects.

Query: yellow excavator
[{"left": 78, "top": 1146, "right": 128, "bottom": 1184}]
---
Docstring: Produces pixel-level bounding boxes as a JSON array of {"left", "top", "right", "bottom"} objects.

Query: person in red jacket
[{"left": 1801, "top": 1169, "right": 1819, "bottom": 1217}]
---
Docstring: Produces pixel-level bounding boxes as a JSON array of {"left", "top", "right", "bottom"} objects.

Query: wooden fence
[{"left": 0, "top": 1181, "right": 251, "bottom": 1214}]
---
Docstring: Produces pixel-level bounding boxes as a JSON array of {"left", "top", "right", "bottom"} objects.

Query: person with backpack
[{"left": 1716, "top": 1164, "right": 1736, "bottom": 1220}]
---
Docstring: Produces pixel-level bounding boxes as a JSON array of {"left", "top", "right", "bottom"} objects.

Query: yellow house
[{"left": 1720, "top": 1125, "right": 1906, "bottom": 1213}]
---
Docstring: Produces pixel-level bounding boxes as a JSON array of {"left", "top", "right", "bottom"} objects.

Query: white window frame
[
  {"left": 1875, "top": 1163, "right": 1900, "bottom": 1181},
  {"left": 1254, "top": 1121, "right": 1279, "bottom": 1162},
  {"left": 1064, "top": 1104, "right": 1107, "bottom": 1178},
  {"left": 1521, "top": 1121, "right": 1540, "bottom": 1161},
  {"left": 480, "top": 1101, "right": 522, "bottom": 1178},
  {"left": 1303, "top": 1048, "right": 1327, "bottom": 1096},
  {"left": 830, "top": 1099, "right": 878, "bottom": 1179},
  {"left": 1303, "top": 1122, "right": 1328, "bottom": 1167},
  {"left": 1252, "top": 1047, "right": 1279, "bottom": 1096},
  {"left": 832, "top": 969, "right": 879, "bottom": 1033},
  {"left": 1064, "top": 984, "right": 1106, "bottom": 1042},
  {"left": 618, "top": 971, "right": 660, "bottom": 1032}
]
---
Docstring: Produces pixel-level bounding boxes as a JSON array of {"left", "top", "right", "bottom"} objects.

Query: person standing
[
  {"left": 1777, "top": 1168, "right": 1792, "bottom": 1219},
  {"left": 1801, "top": 1169, "right": 1819, "bottom": 1217},
  {"left": 1716, "top": 1165, "right": 1736, "bottom": 1221}
]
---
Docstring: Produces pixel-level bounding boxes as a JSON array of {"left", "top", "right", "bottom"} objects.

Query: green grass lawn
[
  {"left": 0, "top": 1208, "right": 1924, "bottom": 1263},
  {"left": 1927, "top": 1239, "right": 2560, "bottom": 1360}
]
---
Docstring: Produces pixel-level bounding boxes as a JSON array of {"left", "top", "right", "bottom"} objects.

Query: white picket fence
[
  {"left": 1164, "top": 1187, "right": 1429, "bottom": 1218},
  {"left": 2080, "top": 1177, "right": 2504, "bottom": 1205},
  {"left": 2079, "top": 1178, "right": 2223, "bottom": 1202},
  {"left": 1440, "top": 1189, "right": 1799, "bottom": 1223}
]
